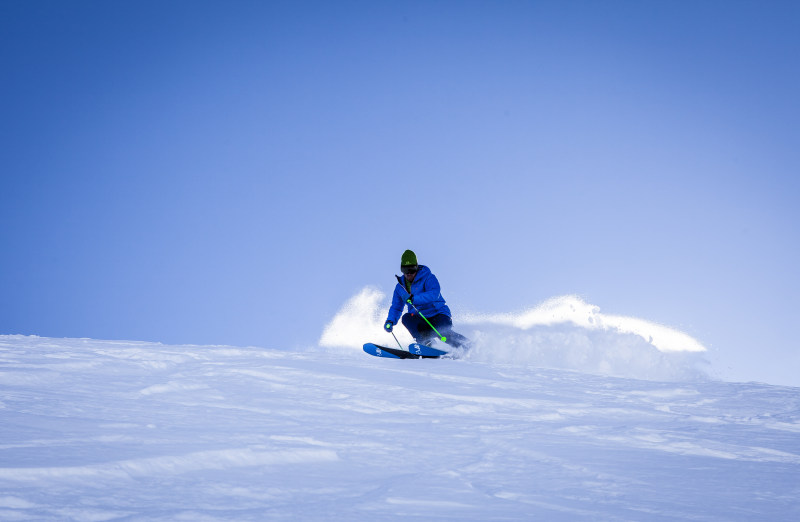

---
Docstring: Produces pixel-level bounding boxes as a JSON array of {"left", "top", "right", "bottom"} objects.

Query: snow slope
[{"left": 1, "top": 334, "right": 799, "bottom": 521}]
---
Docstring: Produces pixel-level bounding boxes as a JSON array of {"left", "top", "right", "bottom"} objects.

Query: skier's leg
[
  {"left": 444, "top": 330, "right": 471, "bottom": 350},
  {"left": 428, "top": 314, "right": 470, "bottom": 349},
  {"left": 401, "top": 313, "right": 434, "bottom": 345}
]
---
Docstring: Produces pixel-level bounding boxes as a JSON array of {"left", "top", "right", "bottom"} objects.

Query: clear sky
[{"left": 2, "top": 1, "right": 798, "bottom": 385}]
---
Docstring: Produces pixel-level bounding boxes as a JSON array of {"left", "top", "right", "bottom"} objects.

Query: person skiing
[{"left": 383, "top": 250, "right": 469, "bottom": 350}]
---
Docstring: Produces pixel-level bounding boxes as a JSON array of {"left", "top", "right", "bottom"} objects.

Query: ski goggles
[{"left": 401, "top": 265, "right": 419, "bottom": 275}]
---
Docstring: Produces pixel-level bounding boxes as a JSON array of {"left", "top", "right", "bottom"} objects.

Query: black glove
[
  {"left": 406, "top": 294, "right": 414, "bottom": 304},
  {"left": 384, "top": 320, "right": 394, "bottom": 333}
]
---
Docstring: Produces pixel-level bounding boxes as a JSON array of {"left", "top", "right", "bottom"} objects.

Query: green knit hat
[{"left": 401, "top": 249, "right": 418, "bottom": 267}]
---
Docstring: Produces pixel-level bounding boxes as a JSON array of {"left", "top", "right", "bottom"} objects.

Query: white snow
[
  {"left": 1, "top": 303, "right": 799, "bottom": 519},
  {"left": 321, "top": 288, "right": 710, "bottom": 381}
]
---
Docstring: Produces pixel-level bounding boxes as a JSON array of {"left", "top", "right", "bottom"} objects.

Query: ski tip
[{"left": 363, "top": 343, "right": 403, "bottom": 358}]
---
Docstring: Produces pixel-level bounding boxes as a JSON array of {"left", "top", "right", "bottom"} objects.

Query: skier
[{"left": 383, "top": 250, "right": 469, "bottom": 350}]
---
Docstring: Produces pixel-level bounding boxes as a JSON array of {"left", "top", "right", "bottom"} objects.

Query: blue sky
[{"left": 2, "top": 1, "right": 798, "bottom": 385}]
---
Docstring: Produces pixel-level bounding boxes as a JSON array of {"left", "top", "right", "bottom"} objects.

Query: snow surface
[{"left": 1, "top": 330, "right": 799, "bottom": 520}]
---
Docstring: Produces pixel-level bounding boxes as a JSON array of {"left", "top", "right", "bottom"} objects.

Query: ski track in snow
[{"left": 1, "top": 335, "right": 799, "bottom": 520}]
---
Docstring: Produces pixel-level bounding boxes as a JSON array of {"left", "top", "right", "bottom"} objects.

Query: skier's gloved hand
[
  {"left": 384, "top": 321, "right": 394, "bottom": 333},
  {"left": 406, "top": 294, "right": 414, "bottom": 304}
]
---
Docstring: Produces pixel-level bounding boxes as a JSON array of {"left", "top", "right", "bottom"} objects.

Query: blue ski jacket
[{"left": 386, "top": 265, "right": 451, "bottom": 325}]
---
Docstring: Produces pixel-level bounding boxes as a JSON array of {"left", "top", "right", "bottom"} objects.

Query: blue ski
[
  {"left": 408, "top": 343, "right": 449, "bottom": 357},
  {"left": 363, "top": 343, "right": 441, "bottom": 359}
]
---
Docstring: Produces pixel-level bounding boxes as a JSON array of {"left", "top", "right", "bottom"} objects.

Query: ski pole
[
  {"left": 389, "top": 330, "right": 404, "bottom": 350},
  {"left": 406, "top": 299, "right": 447, "bottom": 342}
]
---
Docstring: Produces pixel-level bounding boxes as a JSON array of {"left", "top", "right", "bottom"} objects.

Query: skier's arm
[{"left": 386, "top": 286, "right": 405, "bottom": 324}]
